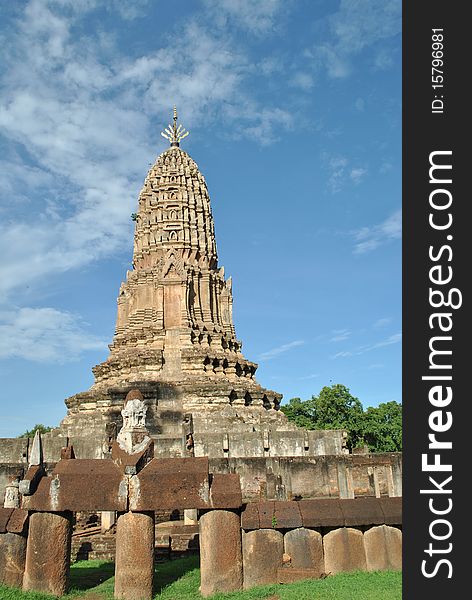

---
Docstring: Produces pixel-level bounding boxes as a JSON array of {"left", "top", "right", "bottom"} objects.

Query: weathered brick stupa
[{"left": 52, "top": 109, "right": 346, "bottom": 459}]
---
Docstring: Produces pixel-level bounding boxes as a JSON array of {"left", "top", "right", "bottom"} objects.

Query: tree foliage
[
  {"left": 281, "top": 384, "right": 402, "bottom": 452},
  {"left": 362, "top": 401, "right": 402, "bottom": 452},
  {"left": 18, "top": 424, "right": 53, "bottom": 438}
]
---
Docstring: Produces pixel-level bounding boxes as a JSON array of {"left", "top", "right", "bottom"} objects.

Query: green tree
[
  {"left": 279, "top": 397, "right": 316, "bottom": 429},
  {"left": 311, "top": 384, "right": 364, "bottom": 450},
  {"left": 362, "top": 401, "right": 402, "bottom": 452},
  {"left": 18, "top": 424, "right": 53, "bottom": 438},
  {"left": 281, "top": 384, "right": 402, "bottom": 452}
]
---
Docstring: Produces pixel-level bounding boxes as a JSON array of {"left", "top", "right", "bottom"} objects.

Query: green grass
[{"left": 0, "top": 557, "right": 401, "bottom": 600}]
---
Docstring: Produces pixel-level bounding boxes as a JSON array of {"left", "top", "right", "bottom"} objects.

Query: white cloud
[
  {"left": 353, "top": 209, "right": 401, "bottom": 254},
  {"left": 238, "top": 107, "right": 294, "bottom": 146},
  {"left": 259, "top": 340, "right": 304, "bottom": 361},
  {"left": 379, "top": 161, "right": 393, "bottom": 174},
  {"left": 0, "top": 156, "right": 56, "bottom": 207},
  {"left": 332, "top": 351, "right": 353, "bottom": 359},
  {"left": 0, "top": 0, "right": 294, "bottom": 305},
  {"left": 326, "top": 156, "right": 348, "bottom": 193},
  {"left": 366, "top": 332, "right": 402, "bottom": 350},
  {"left": 0, "top": 307, "right": 107, "bottom": 363},
  {"left": 374, "top": 49, "right": 395, "bottom": 70},
  {"left": 323, "top": 154, "right": 367, "bottom": 193},
  {"left": 330, "top": 329, "right": 351, "bottom": 342},
  {"left": 350, "top": 167, "right": 367, "bottom": 184},
  {"left": 257, "top": 56, "right": 285, "bottom": 75},
  {"left": 374, "top": 317, "right": 392, "bottom": 328},
  {"left": 0, "top": 1, "right": 299, "bottom": 366},
  {"left": 39, "top": 0, "right": 150, "bottom": 21},
  {"left": 105, "top": 0, "right": 150, "bottom": 21},
  {"left": 315, "top": 45, "right": 351, "bottom": 79},
  {"left": 203, "top": 0, "right": 285, "bottom": 35},
  {"left": 330, "top": 0, "right": 400, "bottom": 53},
  {"left": 331, "top": 332, "right": 402, "bottom": 359},
  {"left": 355, "top": 97, "right": 365, "bottom": 111},
  {"left": 308, "top": 0, "right": 401, "bottom": 79},
  {"left": 299, "top": 373, "right": 319, "bottom": 380},
  {"left": 290, "top": 72, "right": 315, "bottom": 91}
]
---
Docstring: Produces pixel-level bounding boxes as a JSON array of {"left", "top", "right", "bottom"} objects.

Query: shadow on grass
[
  {"left": 153, "top": 555, "right": 200, "bottom": 595},
  {"left": 67, "top": 555, "right": 200, "bottom": 597},
  {"left": 69, "top": 561, "right": 115, "bottom": 591}
]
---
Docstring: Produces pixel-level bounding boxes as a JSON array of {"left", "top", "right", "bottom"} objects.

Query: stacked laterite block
[
  {"left": 240, "top": 497, "right": 402, "bottom": 588},
  {"left": 0, "top": 508, "right": 29, "bottom": 588}
]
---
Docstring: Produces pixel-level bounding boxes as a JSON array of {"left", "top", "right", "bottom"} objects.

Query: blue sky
[{"left": 0, "top": 0, "right": 401, "bottom": 437}]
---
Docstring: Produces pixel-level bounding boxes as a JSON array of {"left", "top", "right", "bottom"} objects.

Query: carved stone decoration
[
  {"left": 116, "top": 390, "right": 151, "bottom": 455},
  {"left": 121, "top": 399, "right": 148, "bottom": 431},
  {"left": 3, "top": 479, "right": 20, "bottom": 508}
]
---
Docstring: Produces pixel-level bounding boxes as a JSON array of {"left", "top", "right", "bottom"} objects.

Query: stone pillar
[
  {"left": 364, "top": 525, "right": 402, "bottom": 571},
  {"left": 115, "top": 511, "right": 155, "bottom": 600},
  {"left": 210, "top": 276, "right": 220, "bottom": 324},
  {"left": 0, "top": 532, "right": 27, "bottom": 587},
  {"left": 323, "top": 527, "right": 367, "bottom": 575},
  {"left": 200, "top": 273, "right": 211, "bottom": 322},
  {"left": 199, "top": 510, "right": 243, "bottom": 597},
  {"left": 184, "top": 509, "right": 198, "bottom": 525},
  {"left": 101, "top": 511, "right": 116, "bottom": 533},
  {"left": 23, "top": 511, "right": 72, "bottom": 596},
  {"left": 337, "top": 463, "right": 355, "bottom": 498},
  {"left": 284, "top": 528, "right": 324, "bottom": 576},
  {"left": 3, "top": 481, "right": 20, "bottom": 508},
  {"left": 242, "top": 529, "right": 283, "bottom": 589}
]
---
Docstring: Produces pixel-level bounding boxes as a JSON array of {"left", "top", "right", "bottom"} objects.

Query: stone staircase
[{"left": 71, "top": 512, "right": 199, "bottom": 563}]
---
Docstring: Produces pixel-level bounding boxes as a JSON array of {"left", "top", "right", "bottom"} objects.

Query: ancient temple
[
  {"left": 0, "top": 110, "right": 405, "bottom": 511},
  {"left": 51, "top": 109, "right": 346, "bottom": 459}
]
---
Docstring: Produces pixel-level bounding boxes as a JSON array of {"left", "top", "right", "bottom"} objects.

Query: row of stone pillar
[
  {"left": 198, "top": 515, "right": 402, "bottom": 595},
  {"left": 1, "top": 508, "right": 242, "bottom": 598},
  {"left": 241, "top": 525, "right": 401, "bottom": 588},
  {"left": 2, "top": 509, "right": 237, "bottom": 598},
  {"left": 2, "top": 510, "right": 402, "bottom": 598},
  {"left": 1, "top": 511, "right": 155, "bottom": 599}
]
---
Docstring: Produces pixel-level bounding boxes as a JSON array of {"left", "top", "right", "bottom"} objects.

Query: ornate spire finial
[{"left": 161, "top": 106, "right": 189, "bottom": 147}]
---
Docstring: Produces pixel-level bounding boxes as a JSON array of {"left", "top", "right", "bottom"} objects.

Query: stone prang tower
[
  {"left": 92, "top": 108, "right": 274, "bottom": 406},
  {"left": 59, "top": 109, "right": 345, "bottom": 459}
]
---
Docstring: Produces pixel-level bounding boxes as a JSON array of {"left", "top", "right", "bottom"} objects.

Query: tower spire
[{"left": 161, "top": 106, "right": 189, "bottom": 147}]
